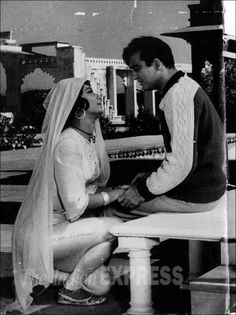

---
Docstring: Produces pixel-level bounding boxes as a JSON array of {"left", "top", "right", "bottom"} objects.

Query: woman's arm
[
  {"left": 54, "top": 139, "right": 90, "bottom": 221},
  {"left": 54, "top": 138, "right": 125, "bottom": 221},
  {"left": 87, "top": 188, "right": 125, "bottom": 209}
]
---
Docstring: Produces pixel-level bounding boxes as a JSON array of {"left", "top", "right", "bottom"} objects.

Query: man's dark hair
[{"left": 122, "top": 36, "right": 175, "bottom": 68}]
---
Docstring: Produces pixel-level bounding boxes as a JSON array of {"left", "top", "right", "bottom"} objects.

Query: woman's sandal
[{"left": 58, "top": 287, "right": 106, "bottom": 306}]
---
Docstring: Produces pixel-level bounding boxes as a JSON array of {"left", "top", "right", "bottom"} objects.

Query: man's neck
[
  {"left": 161, "top": 69, "right": 185, "bottom": 98},
  {"left": 160, "top": 68, "right": 178, "bottom": 92}
]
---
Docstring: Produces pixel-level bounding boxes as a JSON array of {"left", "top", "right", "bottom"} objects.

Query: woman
[{"left": 12, "top": 78, "right": 124, "bottom": 311}]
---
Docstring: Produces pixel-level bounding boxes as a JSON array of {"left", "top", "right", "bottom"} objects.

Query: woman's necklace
[{"left": 71, "top": 126, "right": 96, "bottom": 143}]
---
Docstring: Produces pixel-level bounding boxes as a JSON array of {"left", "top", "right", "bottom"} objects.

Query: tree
[
  {"left": 201, "top": 59, "right": 236, "bottom": 132},
  {"left": 225, "top": 59, "right": 236, "bottom": 132}
]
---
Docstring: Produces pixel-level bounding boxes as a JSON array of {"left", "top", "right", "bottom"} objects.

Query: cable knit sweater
[{"left": 137, "top": 71, "right": 226, "bottom": 203}]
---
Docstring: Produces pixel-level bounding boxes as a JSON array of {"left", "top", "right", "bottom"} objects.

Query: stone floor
[
  {"left": 1, "top": 273, "right": 190, "bottom": 315},
  {"left": 1, "top": 250, "right": 190, "bottom": 315}
]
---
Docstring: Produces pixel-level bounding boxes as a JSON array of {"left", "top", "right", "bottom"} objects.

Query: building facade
[{"left": 0, "top": 33, "right": 191, "bottom": 123}]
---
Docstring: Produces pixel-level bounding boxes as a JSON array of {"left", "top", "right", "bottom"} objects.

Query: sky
[
  {"left": 1, "top": 1, "right": 197, "bottom": 60},
  {"left": 224, "top": 0, "right": 236, "bottom": 37},
  {"left": 1, "top": 0, "right": 235, "bottom": 94}
]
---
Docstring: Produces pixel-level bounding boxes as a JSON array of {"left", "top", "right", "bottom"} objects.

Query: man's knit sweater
[{"left": 136, "top": 71, "right": 226, "bottom": 203}]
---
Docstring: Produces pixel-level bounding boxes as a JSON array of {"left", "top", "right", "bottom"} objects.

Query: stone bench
[
  {"left": 1, "top": 194, "right": 235, "bottom": 314},
  {"left": 110, "top": 191, "right": 236, "bottom": 315}
]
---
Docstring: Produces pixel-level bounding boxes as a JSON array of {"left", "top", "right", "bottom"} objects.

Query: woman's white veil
[{"left": 11, "top": 78, "right": 110, "bottom": 311}]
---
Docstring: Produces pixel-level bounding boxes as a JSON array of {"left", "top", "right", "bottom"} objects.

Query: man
[{"left": 117, "top": 36, "right": 226, "bottom": 215}]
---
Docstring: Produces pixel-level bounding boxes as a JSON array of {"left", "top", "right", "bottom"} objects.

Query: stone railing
[
  {"left": 227, "top": 133, "right": 236, "bottom": 161},
  {"left": 105, "top": 135, "right": 165, "bottom": 160}
]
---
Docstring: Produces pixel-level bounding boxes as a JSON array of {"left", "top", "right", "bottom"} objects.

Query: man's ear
[{"left": 153, "top": 58, "right": 161, "bottom": 70}]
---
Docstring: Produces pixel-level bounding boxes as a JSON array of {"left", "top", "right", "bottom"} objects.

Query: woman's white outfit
[
  {"left": 11, "top": 78, "right": 111, "bottom": 311},
  {"left": 53, "top": 128, "right": 101, "bottom": 225}
]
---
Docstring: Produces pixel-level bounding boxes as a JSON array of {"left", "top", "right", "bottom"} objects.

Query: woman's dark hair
[
  {"left": 64, "top": 80, "right": 90, "bottom": 129},
  {"left": 122, "top": 36, "right": 175, "bottom": 68}
]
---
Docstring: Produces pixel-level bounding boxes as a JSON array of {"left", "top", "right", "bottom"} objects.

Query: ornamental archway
[{"left": 0, "top": 42, "right": 82, "bottom": 115}]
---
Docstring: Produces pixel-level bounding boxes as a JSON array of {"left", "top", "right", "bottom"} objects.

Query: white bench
[
  {"left": 110, "top": 191, "right": 236, "bottom": 315},
  {"left": 1, "top": 195, "right": 235, "bottom": 314}
]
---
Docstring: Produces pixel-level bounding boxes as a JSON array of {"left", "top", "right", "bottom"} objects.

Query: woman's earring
[{"left": 75, "top": 109, "right": 86, "bottom": 120}]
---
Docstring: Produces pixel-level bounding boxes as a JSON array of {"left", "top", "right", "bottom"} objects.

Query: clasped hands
[
  {"left": 116, "top": 184, "right": 144, "bottom": 209},
  {"left": 100, "top": 173, "right": 146, "bottom": 209},
  {"left": 116, "top": 172, "right": 146, "bottom": 209}
]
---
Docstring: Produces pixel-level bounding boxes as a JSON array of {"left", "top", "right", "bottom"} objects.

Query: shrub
[
  {"left": 201, "top": 59, "right": 236, "bottom": 132},
  {"left": 125, "top": 111, "right": 161, "bottom": 137},
  {"left": 225, "top": 59, "right": 236, "bottom": 132},
  {"left": 99, "top": 116, "right": 116, "bottom": 139},
  {"left": 0, "top": 114, "right": 36, "bottom": 151}
]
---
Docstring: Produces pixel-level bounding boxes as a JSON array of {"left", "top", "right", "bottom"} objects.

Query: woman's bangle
[{"left": 100, "top": 191, "right": 110, "bottom": 206}]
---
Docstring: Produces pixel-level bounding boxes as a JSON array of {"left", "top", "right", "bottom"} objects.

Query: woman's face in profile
[{"left": 80, "top": 83, "right": 103, "bottom": 117}]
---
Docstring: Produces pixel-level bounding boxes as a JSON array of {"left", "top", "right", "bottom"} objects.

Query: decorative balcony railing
[{"left": 105, "top": 135, "right": 165, "bottom": 160}]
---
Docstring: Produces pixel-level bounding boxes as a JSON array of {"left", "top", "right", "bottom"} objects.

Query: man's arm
[
  {"left": 137, "top": 85, "right": 196, "bottom": 199},
  {"left": 119, "top": 84, "right": 197, "bottom": 207}
]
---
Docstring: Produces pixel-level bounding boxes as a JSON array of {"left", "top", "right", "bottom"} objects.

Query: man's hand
[
  {"left": 117, "top": 184, "right": 144, "bottom": 209},
  {"left": 131, "top": 172, "right": 149, "bottom": 185},
  {"left": 109, "top": 188, "right": 127, "bottom": 203}
]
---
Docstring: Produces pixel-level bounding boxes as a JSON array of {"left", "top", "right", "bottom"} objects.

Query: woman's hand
[
  {"left": 117, "top": 184, "right": 144, "bottom": 209},
  {"left": 97, "top": 186, "right": 113, "bottom": 193},
  {"left": 108, "top": 188, "right": 126, "bottom": 204}
]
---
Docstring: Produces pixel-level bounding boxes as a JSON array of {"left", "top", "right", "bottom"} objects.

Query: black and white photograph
[{"left": 0, "top": 1, "right": 235, "bottom": 314}]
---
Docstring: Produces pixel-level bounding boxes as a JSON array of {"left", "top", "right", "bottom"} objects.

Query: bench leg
[{"left": 118, "top": 237, "right": 159, "bottom": 315}]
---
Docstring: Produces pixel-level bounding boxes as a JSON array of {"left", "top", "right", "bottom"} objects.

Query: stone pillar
[
  {"left": 56, "top": 45, "right": 86, "bottom": 81},
  {"left": 106, "top": 66, "right": 117, "bottom": 116},
  {"left": 190, "top": 43, "right": 206, "bottom": 86},
  {"left": 143, "top": 91, "right": 155, "bottom": 115},
  {"left": 56, "top": 46, "right": 75, "bottom": 82},
  {"left": 190, "top": 33, "right": 225, "bottom": 123},
  {"left": 188, "top": 0, "right": 225, "bottom": 123},
  {"left": 133, "top": 80, "right": 138, "bottom": 117},
  {"left": 125, "top": 70, "right": 135, "bottom": 116},
  {"left": 5, "top": 65, "right": 22, "bottom": 114},
  {"left": 118, "top": 237, "right": 159, "bottom": 315},
  {"left": 211, "top": 41, "right": 225, "bottom": 123},
  {"left": 73, "top": 46, "right": 86, "bottom": 78},
  {"left": 151, "top": 91, "right": 156, "bottom": 116}
]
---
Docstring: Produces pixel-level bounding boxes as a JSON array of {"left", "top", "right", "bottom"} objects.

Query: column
[
  {"left": 118, "top": 237, "right": 159, "bottom": 315},
  {"left": 211, "top": 37, "right": 225, "bottom": 123},
  {"left": 143, "top": 91, "right": 155, "bottom": 115},
  {"left": 113, "top": 68, "right": 117, "bottom": 116},
  {"left": 73, "top": 46, "right": 86, "bottom": 78},
  {"left": 106, "top": 66, "right": 117, "bottom": 116},
  {"left": 125, "top": 70, "right": 135, "bottom": 116},
  {"left": 56, "top": 46, "right": 74, "bottom": 82},
  {"left": 133, "top": 80, "right": 138, "bottom": 117},
  {"left": 190, "top": 40, "right": 206, "bottom": 85},
  {"left": 152, "top": 91, "right": 156, "bottom": 116},
  {"left": 5, "top": 65, "right": 22, "bottom": 114}
]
